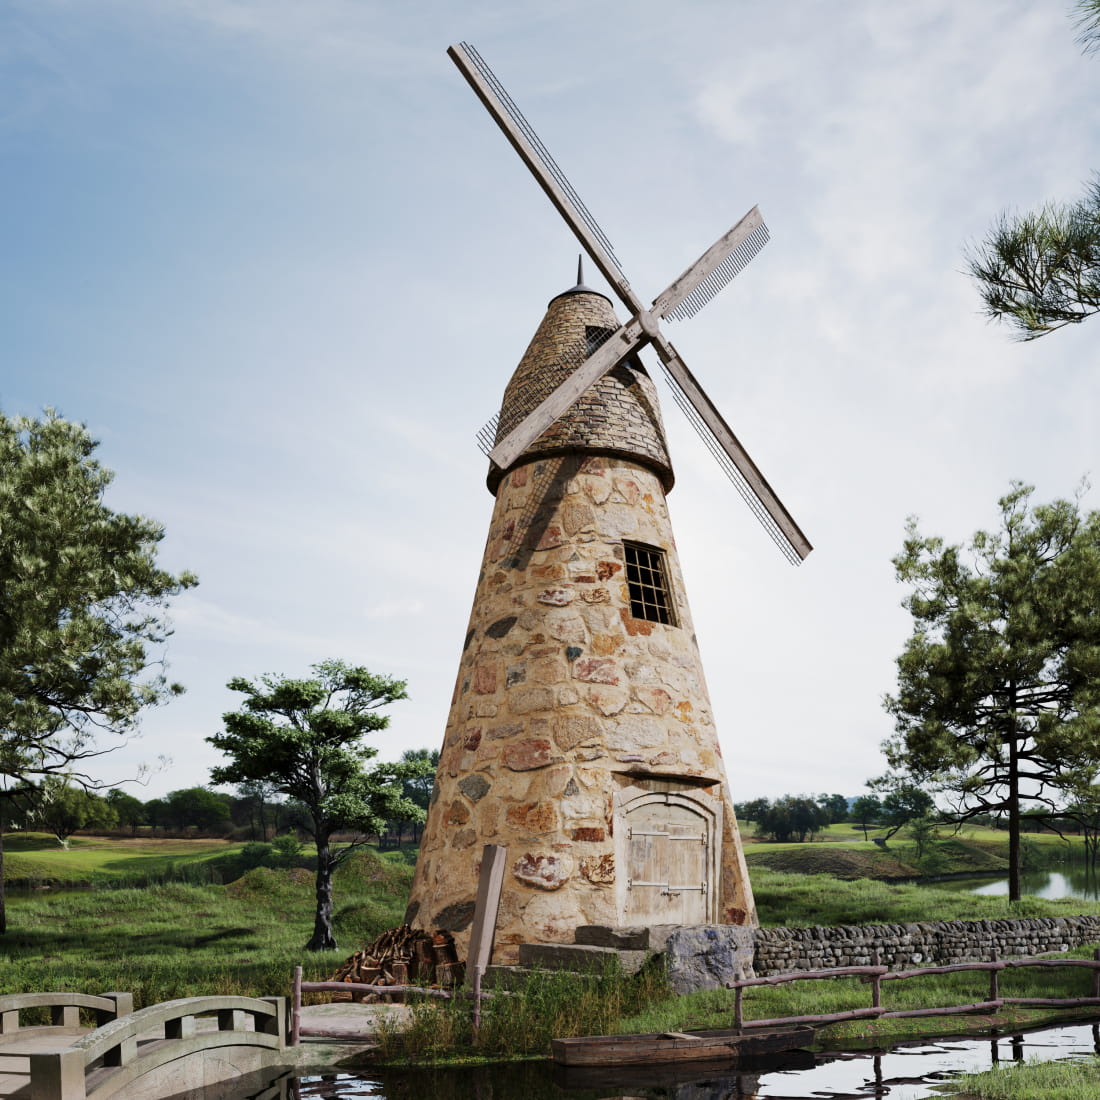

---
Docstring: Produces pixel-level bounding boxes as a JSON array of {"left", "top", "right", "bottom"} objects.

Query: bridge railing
[
  {"left": 0, "top": 992, "right": 133, "bottom": 1036},
  {"left": 27, "top": 994, "right": 287, "bottom": 1100},
  {"left": 729, "top": 949, "right": 1100, "bottom": 1030}
]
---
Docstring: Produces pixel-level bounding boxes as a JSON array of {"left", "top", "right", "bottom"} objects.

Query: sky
[{"left": 2, "top": 0, "right": 1097, "bottom": 805}]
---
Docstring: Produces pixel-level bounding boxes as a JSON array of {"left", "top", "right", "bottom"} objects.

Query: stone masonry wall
[{"left": 754, "top": 916, "right": 1100, "bottom": 975}]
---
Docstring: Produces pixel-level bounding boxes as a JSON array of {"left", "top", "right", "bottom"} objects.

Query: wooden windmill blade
[
  {"left": 452, "top": 40, "right": 812, "bottom": 564},
  {"left": 651, "top": 333, "right": 813, "bottom": 563},
  {"left": 448, "top": 42, "right": 643, "bottom": 315}
]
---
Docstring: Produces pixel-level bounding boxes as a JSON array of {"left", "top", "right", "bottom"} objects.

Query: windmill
[
  {"left": 404, "top": 44, "right": 810, "bottom": 967},
  {"left": 452, "top": 41, "right": 811, "bottom": 565}
]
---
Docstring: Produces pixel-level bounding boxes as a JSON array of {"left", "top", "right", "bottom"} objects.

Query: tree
[
  {"left": 850, "top": 794, "right": 882, "bottom": 841},
  {"left": 966, "top": 3, "right": 1100, "bottom": 339},
  {"left": 105, "top": 789, "right": 146, "bottom": 834},
  {"left": 883, "top": 482, "right": 1100, "bottom": 899},
  {"left": 207, "top": 660, "right": 427, "bottom": 951},
  {"left": 757, "top": 796, "right": 829, "bottom": 843},
  {"left": 164, "top": 787, "right": 231, "bottom": 833},
  {"left": 817, "top": 793, "right": 849, "bottom": 824},
  {"left": 0, "top": 410, "right": 195, "bottom": 932},
  {"left": 876, "top": 779, "right": 936, "bottom": 843},
  {"left": 30, "top": 777, "right": 117, "bottom": 847},
  {"left": 395, "top": 747, "right": 439, "bottom": 844}
]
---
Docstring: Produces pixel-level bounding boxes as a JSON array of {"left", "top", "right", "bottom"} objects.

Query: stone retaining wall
[{"left": 754, "top": 916, "right": 1100, "bottom": 975}]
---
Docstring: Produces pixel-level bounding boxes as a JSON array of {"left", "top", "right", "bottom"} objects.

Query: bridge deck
[{"left": 0, "top": 1003, "right": 404, "bottom": 1097}]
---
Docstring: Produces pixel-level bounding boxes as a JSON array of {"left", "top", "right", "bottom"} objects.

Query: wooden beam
[
  {"left": 488, "top": 319, "right": 646, "bottom": 470},
  {"left": 448, "top": 44, "right": 644, "bottom": 317},
  {"left": 468, "top": 844, "right": 509, "bottom": 976},
  {"left": 653, "top": 333, "right": 812, "bottom": 561},
  {"left": 651, "top": 207, "right": 764, "bottom": 319}
]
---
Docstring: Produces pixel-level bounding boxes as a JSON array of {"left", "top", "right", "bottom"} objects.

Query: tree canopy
[
  {"left": 882, "top": 482, "right": 1100, "bottom": 899},
  {"left": 0, "top": 410, "right": 196, "bottom": 788},
  {"left": 207, "top": 660, "right": 426, "bottom": 951},
  {"left": 966, "top": 3, "right": 1100, "bottom": 339}
]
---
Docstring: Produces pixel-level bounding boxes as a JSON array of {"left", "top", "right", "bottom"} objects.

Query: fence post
[
  {"left": 1093, "top": 950, "right": 1100, "bottom": 1000},
  {"left": 871, "top": 974, "right": 881, "bottom": 1010},
  {"left": 990, "top": 950, "right": 999, "bottom": 1003},
  {"left": 291, "top": 966, "right": 303, "bottom": 1046},
  {"left": 734, "top": 985, "right": 744, "bottom": 1030}
]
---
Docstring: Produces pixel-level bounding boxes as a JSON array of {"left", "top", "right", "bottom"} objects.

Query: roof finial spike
[{"left": 577, "top": 254, "right": 584, "bottom": 286}]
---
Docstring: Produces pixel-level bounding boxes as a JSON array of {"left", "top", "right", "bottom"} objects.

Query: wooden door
[{"left": 623, "top": 795, "right": 713, "bottom": 925}]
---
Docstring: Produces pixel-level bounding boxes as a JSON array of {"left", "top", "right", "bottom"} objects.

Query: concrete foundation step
[{"left": 517, "top": 942, "right": 650, "bottom": 976}]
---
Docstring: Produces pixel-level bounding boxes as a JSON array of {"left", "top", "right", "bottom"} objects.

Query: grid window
[{"left": 624, "top": 541, "right": 677, "bottom": 626}]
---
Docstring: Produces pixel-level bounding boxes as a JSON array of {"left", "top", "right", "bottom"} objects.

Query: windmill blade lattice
[
  {"left": 456, "top": 43, "right": 625, "bottom": 280},
  {"left": 656, "top": 362, "right": 803, "bottom": 565},
  {"left": 663, "top": 220, "right": 771, "bottom": 322}
]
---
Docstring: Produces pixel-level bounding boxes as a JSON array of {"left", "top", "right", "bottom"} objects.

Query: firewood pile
[{"left": 327, "top": 924, "right": 465, "bottom": 1003}]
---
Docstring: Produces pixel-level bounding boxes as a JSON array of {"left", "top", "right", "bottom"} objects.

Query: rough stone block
[{"left": 664, "top": 925, "right": 756, "bottom": 994}]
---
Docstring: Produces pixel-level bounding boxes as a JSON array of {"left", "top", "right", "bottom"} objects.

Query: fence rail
[{"left": 729, "top": 950, "right": 1100, "bottom": 1030}]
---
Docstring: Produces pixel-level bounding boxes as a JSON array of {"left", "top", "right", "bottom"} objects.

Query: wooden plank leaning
[{"left": 468, "top": 844, "right": 508, "bottom": 1042}]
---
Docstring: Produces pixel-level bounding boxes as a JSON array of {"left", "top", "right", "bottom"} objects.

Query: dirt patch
[{"left": 746, "top": 847, "right": 918, "bottom": 880}]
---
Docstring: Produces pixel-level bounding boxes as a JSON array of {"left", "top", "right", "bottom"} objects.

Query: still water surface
[
  {"left": 946, "top": 865, "right": 1100, "bottom": 900},
  {"left": 281, "top": 1020, "right": 1100, "bottom": 1099}
]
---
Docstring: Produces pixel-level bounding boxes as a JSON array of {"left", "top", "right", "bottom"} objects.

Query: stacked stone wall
[{"left": 754, "top": 916, "right": 1100, "bottom": 975}]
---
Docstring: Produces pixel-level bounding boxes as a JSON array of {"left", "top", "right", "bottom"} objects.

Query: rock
[{"left": 665, "top": 925, "right": 756, "bottom": 994}]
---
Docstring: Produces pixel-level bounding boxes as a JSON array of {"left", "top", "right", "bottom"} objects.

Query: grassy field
[
  {"left": 0, "top": 845, "right": 413, "bottom": 1009},
  {"left": 741, "top": 820, "right": 1088, "bottom": 882},
  {"left": 2, "top": 833, "right": 252, "bottom": 886}
]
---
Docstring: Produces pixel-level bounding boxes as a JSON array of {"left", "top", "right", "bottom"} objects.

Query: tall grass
[
  {"left": 375, "top": 963, "right": 668, "bottom": 1062},
  {"left": 943, "top": 1055, "right": 1100, "bottom": 1099},
  {"left": 0, "top": 852, "right": 413, "bottom": 1008}
]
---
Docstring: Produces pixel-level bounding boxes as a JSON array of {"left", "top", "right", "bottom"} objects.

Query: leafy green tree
[
  {"left": 395, "top": 747, "right": 439, "bottom": 844},
  {"left": 30, "top": 777, "right": 118, "bottom": 848},
  {"left": 817, "top": 793, "right": 849, "bottom": 824},
  {"left": 967, "top": 3, "right": 1100, "bottom": 339},
  {"left": 164, "top": 787, "right": 231, "bottom": 833},
  {"left": 0, "top": 411, "right": 197, "bottom": 788},
  {"left": 850, "top": 794, "right": 882, "bottom": 840},
  {"left": 758, "top": 796, "right": 829, "bottom": 843},
  {"left": 0, "top": 410, "right": 195, "bottom": 933},
  {"left": 874, "top": 780, "right": 936, "bottom": 843},
  {"left": 105, "top": 789, "right": 146, "bottom": 834},
  {"left": 736, "top": 798, "right": 771, "bottom": 830},
  {"left": 207, "top": 660, "right": 426, "bottom": 951},
  {"left": 883, "top": 482, "right": 1100, "bottom": 899}
]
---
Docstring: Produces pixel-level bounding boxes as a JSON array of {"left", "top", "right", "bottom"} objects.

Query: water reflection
[
  {"left": 274, "top": 1020, "right": 1100, "bottom": 1100},
  {"left": 949, "top": 864, "right": 1100, "bottom": 899}
]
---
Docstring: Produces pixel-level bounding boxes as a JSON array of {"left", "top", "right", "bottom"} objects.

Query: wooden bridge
[{"left": 0, "top": 992, "right": 289, "bottom": 1099}]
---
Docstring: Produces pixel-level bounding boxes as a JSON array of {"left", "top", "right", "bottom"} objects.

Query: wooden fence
[{"left": 730, "top": 950, "right": 1100, "bottom": 1030}]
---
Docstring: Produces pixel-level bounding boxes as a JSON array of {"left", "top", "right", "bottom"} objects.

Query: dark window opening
[{"left": 624, "top": 541, "right": 677, "bottom": 625}]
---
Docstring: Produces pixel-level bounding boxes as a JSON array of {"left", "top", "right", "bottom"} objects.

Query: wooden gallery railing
[{"left": 729, "top": 951, "right": 1100, "bottom": 1030}]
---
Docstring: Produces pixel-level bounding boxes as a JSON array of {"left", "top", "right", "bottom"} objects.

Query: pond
[
  {"left": 276, "top": 1020, "right": 1100, "bottom": 1099},
  {"left": 941, "top": 865, "right": 1100, "bottom": 900}
]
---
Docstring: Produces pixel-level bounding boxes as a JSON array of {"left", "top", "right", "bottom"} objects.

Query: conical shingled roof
[{"left": 486, "top": 286, "right": 674, "bottom": 495}]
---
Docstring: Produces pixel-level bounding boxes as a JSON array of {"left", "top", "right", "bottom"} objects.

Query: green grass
[
  {"left": 940, "top": 1055, "right": 1100, "bottom": 1098},
  {"left": 750, "top": 866, "right": 1100, "bottom": 927},
  {"left": 0, "top": 850, "right": 413, "bottom": 1009},
  {"left": 2, "top": 833, "right": 251, "bottom": 887},
  {"left": 617, "top": 942, "right": 1100, "bottom": 1048},
  {"left": 374, "top": 963, "right": 669, "bottom": 1063}
]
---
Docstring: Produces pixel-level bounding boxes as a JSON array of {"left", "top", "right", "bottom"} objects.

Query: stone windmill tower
[{"left": 404, "top": 44, "right": 812, "bottom": 966}]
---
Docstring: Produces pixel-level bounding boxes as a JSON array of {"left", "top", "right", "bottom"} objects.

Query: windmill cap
[{"left": 549, "top": 255, "right": 613, "bottom": 307}]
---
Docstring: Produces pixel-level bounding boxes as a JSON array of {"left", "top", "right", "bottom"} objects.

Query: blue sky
[{"left": 3, "top": 0, "right": 1098, "bottom": 802}]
